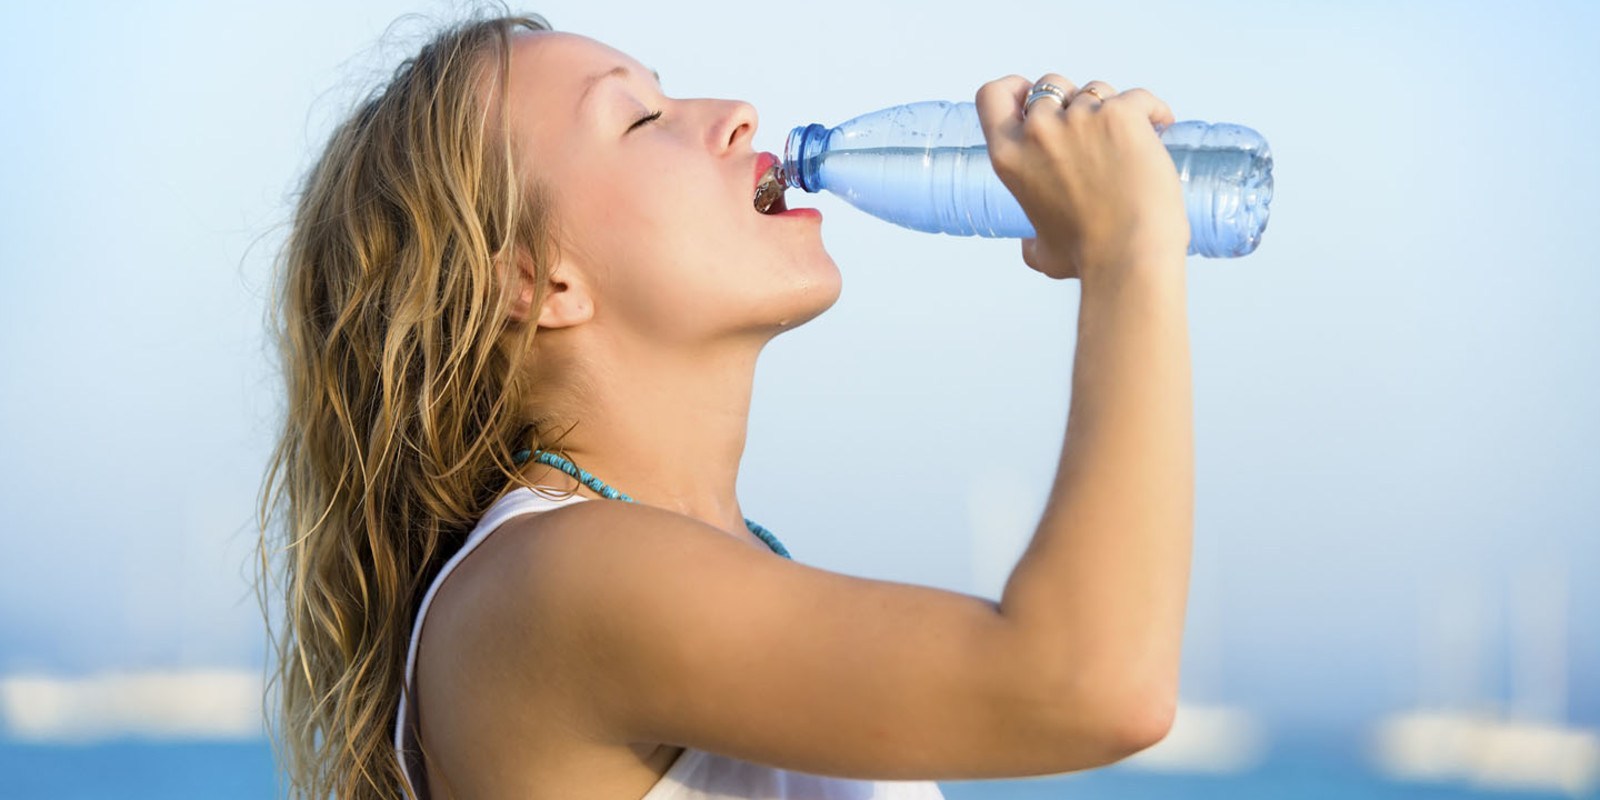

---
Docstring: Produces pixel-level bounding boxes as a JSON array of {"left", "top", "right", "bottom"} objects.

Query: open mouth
[{"left": 754, "top": 162, "right": 788, "bottom": 214}]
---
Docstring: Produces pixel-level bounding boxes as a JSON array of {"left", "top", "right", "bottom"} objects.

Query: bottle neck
[{"left": 782, "top": 123, "right": 831, "bottom": 193}]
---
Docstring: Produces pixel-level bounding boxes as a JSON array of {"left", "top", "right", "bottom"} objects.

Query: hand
[{"left": 975, "top": 74, "right": 1188, "bottom": 282}]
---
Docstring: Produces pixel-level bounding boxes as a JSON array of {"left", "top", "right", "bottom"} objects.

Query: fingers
[
  {"left": 975, "top": 73, "right": 1084, "bottom": 145},
  {"left": 1020, "top": 236, "right": 1077, "bottom": 280},
  {"left": 1019, "top": 73, "right": 1077, "bottom": 142},
  {"left": 1048, "top": 78, "right": 1178, "bottom": 135},
  {"left": 975, "top": 74, "right": 1032, "bottom": 148},
  {"left": 1071, "top": 80, "right": 1115, "bottom": 107},
  {"left": 1110, "top": 87, "right": 1176, "bottom": 132},
  {"left": 1024, "top": 73, "right": 1076, "bottom": 118},
  {"left": 979, "top": 74, "right": 1173, "bottom": 130},
  {"left": 977, "top": 72, "right": 1181, "bottom": 281}
]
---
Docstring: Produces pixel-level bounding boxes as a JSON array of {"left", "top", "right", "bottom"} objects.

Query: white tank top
[{"left": 395, "top": 486, "right": 947, "bottom": 799}]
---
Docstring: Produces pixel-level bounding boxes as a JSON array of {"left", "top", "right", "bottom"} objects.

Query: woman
[{"left": 256, "top": 9, "right": 1193, "bottom": 800}]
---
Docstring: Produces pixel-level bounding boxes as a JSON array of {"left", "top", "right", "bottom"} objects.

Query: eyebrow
[{"left": 577, "top": 65, "right": 662, "bottom": 110}]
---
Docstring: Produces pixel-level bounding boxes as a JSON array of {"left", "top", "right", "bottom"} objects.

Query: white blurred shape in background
[
  {"left": 1370, "top": 558, "right": 1599, "bottom": 797},
  {"left": 0, "top": 669, "right": 263, "bottom": 742}
]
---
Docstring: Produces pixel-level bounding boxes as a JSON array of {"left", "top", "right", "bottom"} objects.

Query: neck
[{"left": 525, "top": 334, "right": 761, "bottom": 541}]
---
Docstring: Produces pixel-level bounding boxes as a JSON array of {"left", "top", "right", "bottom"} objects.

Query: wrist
[{"left": 1079, "top": 251, "right": 1187, "bottom": 296}]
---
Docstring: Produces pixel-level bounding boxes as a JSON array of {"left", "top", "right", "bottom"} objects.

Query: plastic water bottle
[{"left": 779, "top": 100, "right": 1273, "bottom": 258}]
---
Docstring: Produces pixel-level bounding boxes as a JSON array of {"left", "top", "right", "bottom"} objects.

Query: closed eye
[{"left": 628, "top": 110, "right": 662, "bottom": 133}]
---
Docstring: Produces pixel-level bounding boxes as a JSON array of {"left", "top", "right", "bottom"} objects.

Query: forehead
[
  {"left": 495, "top": 31, "right": 649, "bottom": 152},
  {"left": 506, "top": 31, "right": 647, "bottom": 107}
]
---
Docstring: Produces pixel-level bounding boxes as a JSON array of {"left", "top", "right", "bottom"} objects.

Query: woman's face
[{"left": 503, "top": 31, "right": 839, "bottom": 344}]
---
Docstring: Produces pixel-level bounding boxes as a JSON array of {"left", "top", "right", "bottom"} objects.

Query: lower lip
[{"left": 771, "top": 207, "right": 822, "bottom": 219}]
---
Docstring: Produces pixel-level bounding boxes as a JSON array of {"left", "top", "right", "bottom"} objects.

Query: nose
[{"left": 712, "top": 99, "right": 757, "bottom": 153}]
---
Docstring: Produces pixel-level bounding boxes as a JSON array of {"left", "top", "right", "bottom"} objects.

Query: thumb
[{"left": 1020, "top": 237, "right": 1077, "bottom": 280}]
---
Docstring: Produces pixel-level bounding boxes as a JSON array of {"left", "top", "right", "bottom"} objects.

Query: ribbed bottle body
[{"left": 783, "top": 101, "right": 1273, "bottom": 258}]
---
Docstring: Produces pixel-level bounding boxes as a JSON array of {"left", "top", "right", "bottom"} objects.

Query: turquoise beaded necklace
[{"left": 511, "top": 448, "right": 792, "bottom": 560}]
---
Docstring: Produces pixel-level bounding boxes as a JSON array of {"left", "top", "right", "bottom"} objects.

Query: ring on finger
[
  {"left": 1078, "top": 84, "right": 1109, "bottom": 102},
  {"left": 1023, "top": 83, "right": 1069, "bottom": 118}
]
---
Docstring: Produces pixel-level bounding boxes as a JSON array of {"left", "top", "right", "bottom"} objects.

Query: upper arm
[{"left": 467, "top": 500, "right": 1151, "bottom": 780}]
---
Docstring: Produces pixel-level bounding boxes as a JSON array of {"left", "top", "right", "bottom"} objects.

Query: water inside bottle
[
  {"left": 809, "top": 145, "right": 1019, "bottom": 236},
  {"left": 1172, "top": 145, "right": 1274, "bottom": 257},
  {"left": 807, "top": 142, "right": 1273, "bottom": 255}
]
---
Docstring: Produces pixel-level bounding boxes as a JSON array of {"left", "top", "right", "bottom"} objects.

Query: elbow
[
  {"left": 1079, "top": 654, "right": 1182, "bottom": 756},
  {"left": 1046, "top": 670, "right": 1178, "bottom": 767},
  {"left": 1106, "top": 683, "right": 1177, "bottom": 755},
  {"left": 1009, "top": 630, "right": 1180, "bottom": 769}
]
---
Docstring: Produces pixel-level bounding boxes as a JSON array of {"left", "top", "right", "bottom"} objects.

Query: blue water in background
[{"left": 3, "top": 738, "right": 1593, "bottom": 800}]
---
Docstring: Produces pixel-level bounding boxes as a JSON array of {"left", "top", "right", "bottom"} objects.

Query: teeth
[{"left": 754, "top": 164, "right": 786, "bottom": 214}]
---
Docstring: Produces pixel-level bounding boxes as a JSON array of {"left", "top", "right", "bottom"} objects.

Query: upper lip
[{"left": 753, "top": 152, "right": 780, "bottom": 191}]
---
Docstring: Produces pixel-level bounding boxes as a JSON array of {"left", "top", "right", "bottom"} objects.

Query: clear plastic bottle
[{"left": 780, "top": 100, "right": 1274, "bottom": 258}]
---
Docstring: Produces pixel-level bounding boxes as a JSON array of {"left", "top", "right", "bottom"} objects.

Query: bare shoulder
[
  {"left": 413, "top": 501, "right": 692, "bottom": 797},
  {"left": 424, "top": 498, "right": 1154, "bottom": 781},
  {"left": 415, "top": 499, "right": 605, "bottom": 726}
]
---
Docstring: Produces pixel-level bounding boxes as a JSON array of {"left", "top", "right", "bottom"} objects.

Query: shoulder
[
  {"left": 435, "top": 498, "right": 783, "bottom": 636},
  {"left": 418, "top": 495, "right": 798, "bottom": 668},
  {"left": 415, "top": 498, "right": 771, "bottom": 689},
  {"left": 415, "top": 498, "right": 779, "bottom": 743},
  {"left": 420, "top": 498, "right": 609, "bottom": 651}
]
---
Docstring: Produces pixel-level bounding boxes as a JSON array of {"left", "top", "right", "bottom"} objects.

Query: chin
[
  {"left": 735, "top": 247, "right": 840, "bottom": 339},
  {"left": 783, "top": 256, "right": 842, "bottom": 328}
]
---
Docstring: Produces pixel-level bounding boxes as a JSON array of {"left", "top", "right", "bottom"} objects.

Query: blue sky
[{"left": 1, "top": 0, "right": 1596, "bottom": 743}]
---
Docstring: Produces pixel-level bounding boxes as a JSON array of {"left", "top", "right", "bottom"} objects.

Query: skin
[
  {"left": 414, "top": 30, "right": 1189, "bottom": 800},
  {"left": 497, "top": 31, "right": 840, "bottom": 545}
]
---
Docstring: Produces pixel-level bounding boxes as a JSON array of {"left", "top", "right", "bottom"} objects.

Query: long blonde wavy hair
[{"left": 254, "top": 8, "right": 569, "bottom": 798}]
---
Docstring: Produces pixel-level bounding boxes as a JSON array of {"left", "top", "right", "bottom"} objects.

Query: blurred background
[{"left": 1, "top": 0, "right": 1596, "bottom": 797}]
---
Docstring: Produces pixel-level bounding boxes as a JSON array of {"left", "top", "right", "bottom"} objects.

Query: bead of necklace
[{"left": 511, "top": 448, "right": 792, "bottom": 560}]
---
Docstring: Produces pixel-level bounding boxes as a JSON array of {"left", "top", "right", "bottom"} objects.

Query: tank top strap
[
  {"left": 464, "top": 485, "right": 591, "bottom": 549},
  {"left": 394, "top": 485, "right": 589, "bottom": 798}
]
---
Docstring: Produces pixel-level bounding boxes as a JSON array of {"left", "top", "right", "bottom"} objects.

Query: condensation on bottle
[{"left": 780, "top": 100, "right": 1274, "bottom": 258}]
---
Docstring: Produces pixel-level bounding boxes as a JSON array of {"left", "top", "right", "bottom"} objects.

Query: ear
[{"left": 501, "top": 248, "right": 593, "bottom": 329}]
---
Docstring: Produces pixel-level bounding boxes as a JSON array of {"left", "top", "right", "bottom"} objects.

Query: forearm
[{"left": 1000, "top": 260, "right": 1195, "bottom": 733}]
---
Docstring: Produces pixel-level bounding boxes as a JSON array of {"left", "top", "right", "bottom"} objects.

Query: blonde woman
[{"left": 256, "top": 8, "right": 1193, "bottom": 800}]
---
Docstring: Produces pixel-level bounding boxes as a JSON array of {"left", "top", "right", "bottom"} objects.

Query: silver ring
[{"left": 1023, "top": 83, "right": 1068, "bottom": 118}]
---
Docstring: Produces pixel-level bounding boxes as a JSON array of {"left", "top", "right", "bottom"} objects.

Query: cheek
[
  {"left": 575, "top": 163, "right": 779, "bottom": 334},
  {"left": 593, "top": 160, "right": 720, "bottom": 248},
  {"left": 591, "top": 198, "right": 731, "bottom": 334},
  {"left": 615, "top": 174, "right": 750, "bottom": 286}
]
